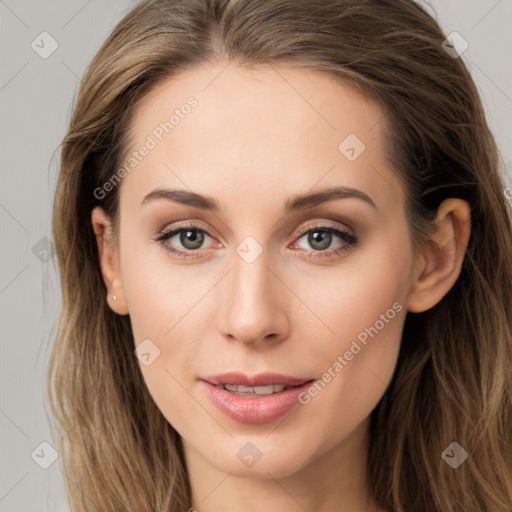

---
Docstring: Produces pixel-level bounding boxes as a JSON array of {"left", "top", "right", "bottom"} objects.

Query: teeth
[{"left": 220, "top": 384, "right": 287, "bottom": 394}]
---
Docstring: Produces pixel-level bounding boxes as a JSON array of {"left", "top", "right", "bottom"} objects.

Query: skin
[{"left": 92, "top": 61, "right": 471, "bottom": 512}]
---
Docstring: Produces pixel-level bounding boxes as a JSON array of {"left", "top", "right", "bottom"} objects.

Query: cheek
[
  {"left": 120, "top": 252, "right": 206, "bottom": 435},
  {"left": 117, "top": 235, "right": 206, "bottom": 403},
  {"left": 120, "top": 234, "right": 209, "bottom": 343},
  {"left": 293, "top": 232, "right": 411, "bottom": 423},
  {"left": 294, "top": 226, "right": 410, "bottom": 346}
]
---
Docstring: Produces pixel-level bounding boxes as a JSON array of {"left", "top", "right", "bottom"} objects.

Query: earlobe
[
  {"left": 91, "top": 207, "right": 129, "bottom": 315},
  {"left": 105, "top": 279, "right": 129, "bottom": 315},
  {"left": 407, "top": 198, "right": 471, "bottom": 313}
]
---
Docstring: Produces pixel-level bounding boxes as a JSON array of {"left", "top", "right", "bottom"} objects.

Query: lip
[{"left": 200, "top": 372, "right": 316, "bottom": 424}]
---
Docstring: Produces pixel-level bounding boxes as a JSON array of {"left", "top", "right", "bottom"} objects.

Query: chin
[{"left": 201, "top": 435, "right": 316, "bottom": 478}]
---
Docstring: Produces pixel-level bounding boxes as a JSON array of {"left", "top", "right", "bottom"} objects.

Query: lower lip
[{"left": 200, "top": 380, "right": 315, "bottom": 424}]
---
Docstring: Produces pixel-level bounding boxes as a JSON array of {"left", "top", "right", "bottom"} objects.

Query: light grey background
[{"left": 1, "top": 1, "right": 511, "bottom": 510}]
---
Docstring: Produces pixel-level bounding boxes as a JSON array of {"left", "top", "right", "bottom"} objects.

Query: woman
[{"left": 48, "top": 0, "right": 512, "bottom": 511}]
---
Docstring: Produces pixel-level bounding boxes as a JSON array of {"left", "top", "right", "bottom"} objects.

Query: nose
[{"left": 215, "top": 247, "right": 290, "bottom": 347}]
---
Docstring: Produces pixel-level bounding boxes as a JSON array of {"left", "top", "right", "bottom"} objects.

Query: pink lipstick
[{"left": 200, "top": 372, "right": 315, "bottom": 424}]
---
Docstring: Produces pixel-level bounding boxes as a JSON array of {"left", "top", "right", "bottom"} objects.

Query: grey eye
[{"left": 174, "top": 229, "right": 206, "bottom": 250}]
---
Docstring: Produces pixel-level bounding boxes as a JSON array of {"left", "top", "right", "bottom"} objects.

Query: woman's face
[{"left": 106, "top": 62, "right": 417, "bottom": 477}]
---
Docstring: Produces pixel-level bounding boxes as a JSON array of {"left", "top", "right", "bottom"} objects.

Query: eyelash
[{"left": 152, "top": 222, "right": 358, "bottom": 261}]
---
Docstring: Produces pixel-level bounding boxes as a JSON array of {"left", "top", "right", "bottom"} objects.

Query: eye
[
  {"left": 292, "top": 223, "right": 358, "bottom": 260},
  {"left": 153, "top": 222, "right": 358, "bottom": 260},
  {"left": 153, "top": 223, "right": 215, "bottom": 260}
]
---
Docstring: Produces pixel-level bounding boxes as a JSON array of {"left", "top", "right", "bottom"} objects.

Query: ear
[
  {"left": 407, "top": 198, "right": 471, "bottom": 313},
  {"left": 91, "top": 206, "right": 129, "bottom": 315}
]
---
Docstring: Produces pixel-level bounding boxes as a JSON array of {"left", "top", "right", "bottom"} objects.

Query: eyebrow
[{"left": 140, "top": 185, "right": 378, "bottom": 212}]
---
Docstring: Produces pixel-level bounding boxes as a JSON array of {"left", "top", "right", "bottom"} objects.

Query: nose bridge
[{"left": 217, "top": 240, "right": 288, "bottom": 345}]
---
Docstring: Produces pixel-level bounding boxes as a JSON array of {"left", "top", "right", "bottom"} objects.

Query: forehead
[{"left": 119, "top": 61, "right": 403, "bottom": 216}]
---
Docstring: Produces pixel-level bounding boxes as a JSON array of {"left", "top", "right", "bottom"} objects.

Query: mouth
[
  {"left": 214, "top": 383, "right": 307, "bottom": 397},
  {"left": 200, "top": 372, "right": 316, "bottom": 424}
]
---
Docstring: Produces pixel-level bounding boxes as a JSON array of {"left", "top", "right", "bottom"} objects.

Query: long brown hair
[{"left": 48, "top": 1, "right": 512, "bottom": 510}]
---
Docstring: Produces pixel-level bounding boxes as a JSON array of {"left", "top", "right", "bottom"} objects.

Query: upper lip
[{"left": 201, "top": 372, "right": 313, "bottom": 387}]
